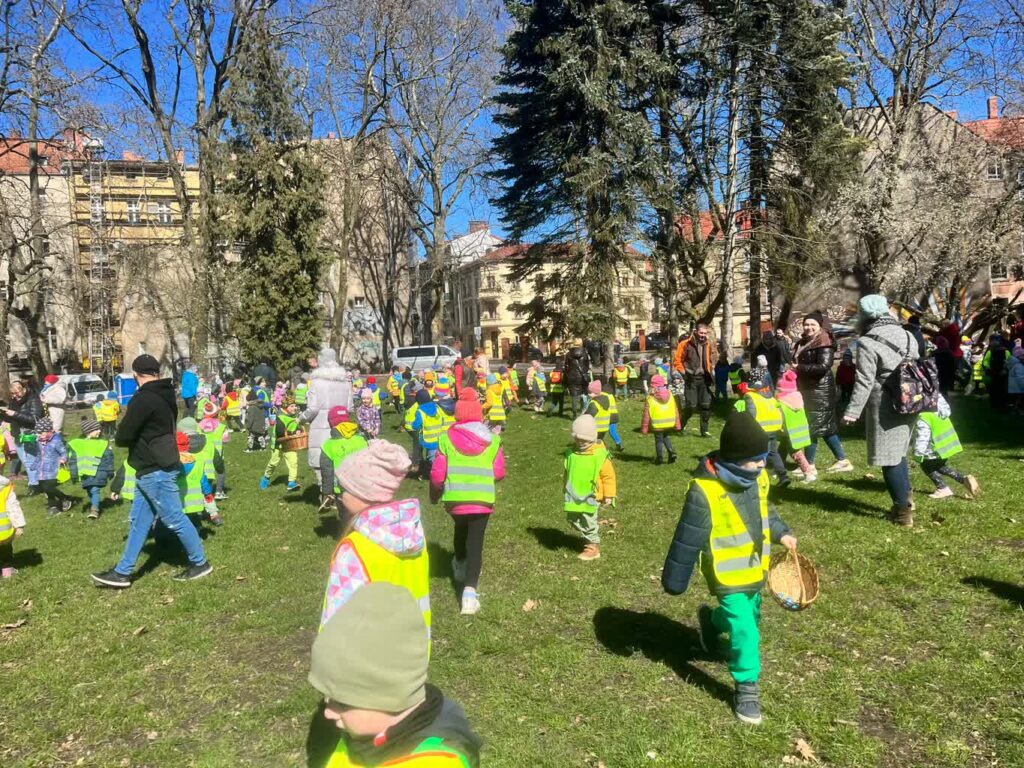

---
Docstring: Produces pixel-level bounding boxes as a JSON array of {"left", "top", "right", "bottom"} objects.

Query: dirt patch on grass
[{"left": 859, "top": 705, "right": 929, "bottom": 768}]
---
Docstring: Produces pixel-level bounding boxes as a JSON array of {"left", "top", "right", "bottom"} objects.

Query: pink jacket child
[
  {"left": 640, "top": 374, "right": 681, "bottom": 465},
  {"left": 429, "top": 388, "right": 505, "bottom": 616},
  {"left": 319, "top": 440, "right": 430, "bottom": 632}
]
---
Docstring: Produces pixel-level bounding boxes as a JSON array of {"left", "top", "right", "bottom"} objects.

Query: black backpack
[{"left": 868, "top": 330, "right": 940, "bottom": 415}]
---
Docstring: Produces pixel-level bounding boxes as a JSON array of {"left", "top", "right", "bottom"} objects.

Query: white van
[
  {"left": 391, "top": 345, "right": 461, "bottom": 372},
  {"left": 58, "top": 374, "right": 110, "bottom": 408}
]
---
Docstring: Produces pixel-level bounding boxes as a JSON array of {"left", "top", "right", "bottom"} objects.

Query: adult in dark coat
[
  {"left": 903, "top": 315, "right": 927, "bottom": 359},
  {"left": 1, "top": 380, "right": 44, "bottom": 492},
  {"left": 751, "top": 332, "right": 789, "bottom": 382},
  {"left": 251, "top": 359, "right": 278, "bottom": 389},
  {"left": 932, "top": 336, "right": 956, "bottom": 395},
  {"left": 792, "top": 311, "right": 852, "bottom": 473},
  {"left": 564, "top": 347, "right": 590, "bottom": 418}
]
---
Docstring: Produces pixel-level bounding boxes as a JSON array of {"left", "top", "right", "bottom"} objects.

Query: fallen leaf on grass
[
  {"left": 864, "top": 472, "right": 877, "bottom": 480},
  {"left": 794, "top": 738, "right": 819, "bottom": 763},
  {"left": 160, "top": 595, "right": 174, "bottom": 605},
  {"left": 21, "top": 598, "right": 32, "bottom": 611},
  {"left": 132, "top": 625, "right": 147, "bottom": 637},
  {"left": 646, "top": 750, "right": 658, "bottom": 760},
  {"left": 235, "top": 575, "right": 247, "bottom": 581},
  {"left": 146, "top": 730, "right": 158, "bottom": 741},
  {"left": 2, "top": 618, "right": 27, "bottom": 630},
  {"left": 522, "top": 599, "right": 538, "bottom": 612},
  {"left": 940, "top": 550, "right": 950, "bottom": 557}
]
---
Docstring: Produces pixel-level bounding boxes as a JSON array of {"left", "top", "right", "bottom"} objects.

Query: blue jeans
[
  {"left": 88, "top": 486, "right": 101, "bottom": 508},
  {"left": 882, "top": 457, "right": 911, "bottom": 507},
  {"left": 805, "top": 433, "right": 846, "bottom": 465},
  {"left": 115, "top": 468, "right": 206, "bottom": 575},
  {"left": 607, "top": 423, "right": 622, "bottom": 446},
  {"left": 16, "top": 444, "right": 38, "bottom": 486}
]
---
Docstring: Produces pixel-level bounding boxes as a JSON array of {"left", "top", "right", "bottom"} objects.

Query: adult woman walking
[
  {"left": 792, "top": 310, "right": 852, "bottom": 476},
  {"left": 842, "top": 295, "right": 920, "bottom": 526},
  {"left": 1, "top": 380, "right": 44, "bottom": 494},
  {"left": 301, "top": 347, "right": 352, "bottom": 471}
]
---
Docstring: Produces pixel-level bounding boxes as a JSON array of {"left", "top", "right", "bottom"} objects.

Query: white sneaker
[
  {"left": 460, "top": 588, "right": 480, "bottom": 615},
  {"left": 790, "top": 468, "right": 805, "bottom": 479},
  {"left": 451, "top": 557, "right": 467, "bottom": 584},
  {"left": 802, "top": 473, "right": 818, "bottom": 483},
  {"left": 827, "top": 459, "right": 854, "bottom": 473},
  {"left": 928, "top": 487, "right": 954, "bottom": 500}
]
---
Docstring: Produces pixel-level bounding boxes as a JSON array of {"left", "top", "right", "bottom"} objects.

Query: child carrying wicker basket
[
  {"left": 259, "top": 398, "right": 305, "bottom": 492},
  {"left": 661, "top": 411, "right": 798, "bottom": 726}
]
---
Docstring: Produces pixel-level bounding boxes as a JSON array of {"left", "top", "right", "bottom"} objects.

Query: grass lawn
[{"left": 2, "top": 394, "right": 1023, "bottom": 767}]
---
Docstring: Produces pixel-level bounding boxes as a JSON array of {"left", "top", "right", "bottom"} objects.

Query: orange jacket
[{"left": 673, "top": 336, "right": 715, "bottom": 375}]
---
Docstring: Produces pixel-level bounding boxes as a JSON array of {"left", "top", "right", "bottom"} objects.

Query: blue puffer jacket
[
  {"left": 181, "top": 370, "right": 199, "bottom": 399},
  {"left": 37, "top": 433, "right": 68, "bottom": 481}
]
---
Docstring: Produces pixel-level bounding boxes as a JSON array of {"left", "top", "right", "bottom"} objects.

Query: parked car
[
  {"left": 391, "top": 344, "right": 461, "bottom": 372},
  {"left": 629, "top": 333, "right": 672, "bottom": 352},
  {"left": 506, "top": 344, "right": 545, "bottom": 363},
  {"left": 58, "top": 373, "right": 110, "bottom": 408}
]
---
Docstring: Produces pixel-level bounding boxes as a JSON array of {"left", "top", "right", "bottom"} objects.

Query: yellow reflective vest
[
  {"left": 646, "top": 395, "right": 678, "bottom": 431},
  {"left": 326, "top": 736, "right": 471, "bottom": 768},
  {"left": 692, "top": 471, "right": 772, "bottom": 589},
  {"left": 735, "top": 391, "right": 783, "bottom": 433},
  {"left": 0, "top": 484, "right": 15, "bottom": 543}
]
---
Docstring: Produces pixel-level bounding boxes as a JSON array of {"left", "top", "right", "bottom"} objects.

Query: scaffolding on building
[{"left": 82, "top": 137, "right": 118, "bottom": 381}]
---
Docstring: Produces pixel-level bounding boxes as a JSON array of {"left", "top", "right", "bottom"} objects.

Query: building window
[
  {"left": 991, "top": 262, "right": 1009, "bottom": 282},
  {"left": 986, "top": 157, "right": 1004, "bottom": 180},
  {"left": 486, "top": 275, "right": 497, "bottom": 290},
  {"left": 38, "top": 156, "right": 49, "bottom": 167},
  {"left": 37, "top": 185, "right": 47, "bottom": 197},
  {"left": 349, "top": 296, "right": 366, "bottom": 308},
  {"left": 40, "top": 236, "right": 50, "bottom": 257},
  {"left": 157, "top": 202, "right": 172, "bottom": 224},
  {"left": 127, "top": 201, "right": 141, "bottom": 223},
  {"left": 90, "top": 200, "right": 104, "bottom": 223}
]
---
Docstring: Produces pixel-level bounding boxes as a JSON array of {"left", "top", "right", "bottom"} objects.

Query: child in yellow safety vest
[
  {"left": 734, "top": 372, "right": 788, "bottom": 484},
  {"left": 0, "top": 475, "right": 27, "bottom": 578},
  {"left": 309, "top": 584, "right": 481, "bottom": 768},
  {"left": 409, "top": 388, "right": 454, "bottom": 476},
  {"left": 430, "top": 389, "right": 506, "bottom": 615},
  {"left": 318, "top": 440, "right": 430, "bottom": 633},
  {"left": 564, "top": 415, "right": 616, "bottom": 562},
  {"left": 584, "top": 380, "right": 623, "bottom": 451},
  {"left": 641, "top": 375, "right": 680, "bottom": 465},
  {"left": 259, "top": 399, "right": 304, "bottom": 492},
  {"left": 662, "top": 411, "right": 798, "bottom": 725},
  {"left": 175, "top": 430, "right": 223, "bottom": 527},
  {"left": 914, "top": 395, "right": 980, "bottom": 500},
  {"left": 612, "top": 360, "right": 631, "bottom": 400},
  {"left": 482, "top": 374, "right": 506, "bottom": 435},
  {"left": 222, "top": 382, "right": 243, "bottom": 432},
  {"left": 67, "top": 418, "right": 115, "bottom": 519},
  {"left": 527, "top": 359, "right": 547, "bottom": 412},
  {"left": 319, "top": 406, "right": 369, "bottom": 522},
  {"left": 774, "top": 371, "right": 817, "bottom": 483},
  {"left": 93, "top": 393, "right": 121, "bottom": 438},
  {"left": 198, "top": 405, "right": 229, "bottom": 500}
]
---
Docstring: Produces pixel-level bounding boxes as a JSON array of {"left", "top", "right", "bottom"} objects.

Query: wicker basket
[
  {"left": 767, "top": 550, "right": 820, "bottom": 611},
  {"left": 277, "top": 432, "right": 309, "bottom": 452}
]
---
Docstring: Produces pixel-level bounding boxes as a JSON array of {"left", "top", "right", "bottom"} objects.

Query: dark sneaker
[
  {"left": 734, "top": 682, "right": 763, "bottom": 725},
  {"left": 697, "top": 604, "right": 723, "bottom": 656},
  {"left": 47, "top": 506, "right": 62, "bottom": 517},
  {"left": 61, "top": 498, "right": 74, "bottom": 512},
  {"left": 173, "top": 562, "right": 213, "bottom": 582},
  {"left": 668, "top": 453, "right": 678, "bottom": 464},
  {"left": 91, "top": 568, "right": 131, "bottom": 588},
  {"left": 655, "top": 456, "right": 664, "bottom": 466}
]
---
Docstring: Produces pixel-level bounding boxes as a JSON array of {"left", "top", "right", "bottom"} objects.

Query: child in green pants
[
  {"left": 259, "top": 399, "right": 303, "bottom": 492},
  {"left": 661, "top": 411, "right": 797, "bottom": 725},
  {"left": 563, "top": 415, "right": 616, "bottom": 562}
]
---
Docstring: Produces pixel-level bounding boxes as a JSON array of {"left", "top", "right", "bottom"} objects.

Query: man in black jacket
[{"left": 91, "top": 354, "right": 212, "bottom": 588}]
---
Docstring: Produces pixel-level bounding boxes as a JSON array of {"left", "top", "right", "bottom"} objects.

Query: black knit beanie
[{"left": 719, "top": 412, "right": 769, "bottom": 461}]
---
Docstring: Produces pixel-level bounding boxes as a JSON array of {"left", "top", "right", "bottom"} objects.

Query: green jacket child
[
  {"left": 662, "top": 412, "right": 797, "bottom": 726},
  {"left": 319, "top": 406, "right": 369, "bottom": 503}
]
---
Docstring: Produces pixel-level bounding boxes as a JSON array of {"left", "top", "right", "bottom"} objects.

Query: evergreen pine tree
[{"left": 226, "top": 12, "right": 326, "bottom": 372}]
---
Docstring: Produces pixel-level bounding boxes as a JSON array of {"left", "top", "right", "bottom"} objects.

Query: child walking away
[
  {"left": 320, "top": 406, "right": 369, "bottom": 518},
  {"left": 259, "top": 398, "right": 304, "bottom": 491},
  {"left": 176, "top": 430, "right": 223, "bottom": 527},
  {"left": 734, "top": 372, "right": 787, "bottom": 484},
  {"left": 564, "top": 415, "right": 617, "bottom": 561},
  {"left": 35, "top": 417, "right": 73, "bottom": 516},
  {"left": 914, "top": 395, "right": 980, "bottom": 501},
  {"left": 356, "top": 388, "right": 382, "bottom": 438},
  {"left": 775, "top": 371, "right": 817, "bottom": 483},
  {"left": 714, "top": 353, "right": 731, "bottom": 400},
  {"left": 410, "top": 387, "right": 453, "bottom": 477},
  {"left": 642, "top": 375, "right": 680, "bottom": 465},
  {"left": 547, "top": 366, "right": 566, "bottom": 416},
  {"left": 243, "top": 389, "right": 268, "bottom": 452},
  {"left": 612, "top": 359, "right": 631, "bottom": 400},
  {"left": 728, "top": 355, "right": 745, "bottom": 396},
  {"left": 662, "top": 412, "right": 798, "bottom": 725},
  {"left": 0, "top": 476, "right": 26, "bottom": 578},
  {"left": 431, "top": 389, "right": 506, "bottom": 615},
  {"left": 1008, "top": 346, "right": 1024, "bottom": 413},
  {"left": 836, "top": 347, "right": 856, "bottom": 412},
  {"left": 67, "top": 419, "right": 115, "bottom": 519},
  {"left": 527, "top": 359, "right": 548, "bottom": 413},
  {"left": 319, "top": 440, "right": 429, "bottom": 630},
  {"left": 199, "top": 405, "right": 229, "bottom": 499},
  {"left": 483, "top": 373, "right": 507, "bottom": 434},
  {"left": 222, "top": 382, "right": 243, "bottom": 432},
  {"left": 309, "top": 583, "right": 481, "bottom": 768},
  {"left": 585, "top": 380, "right": 623, "bottom": 451},
  {"left": 93, "top": 393, "right": 121, "bottom": 438}
]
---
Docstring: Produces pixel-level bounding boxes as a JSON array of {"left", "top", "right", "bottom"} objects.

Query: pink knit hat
[
  {"left": 455, "top": 388, "right": 483, "bottom": 423},
  {"left": 651, "top": 374, "right": 666, "bottom": 388},
  {"left": 588, "top": 380, "right": 602, "bottom": 395},
  {"left": 777, "top": 369, "right": 799, "bottom": 395},
  {"left": 336, "top": 440, "right": 412, "bottom": 503},
  {"left": 328, "top": 406, "right": 350, "bottom": 427}
]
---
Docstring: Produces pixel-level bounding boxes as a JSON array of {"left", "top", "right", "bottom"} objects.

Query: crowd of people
[{"left": 0, "top": 294, "right": 1020, "bottom": 763}]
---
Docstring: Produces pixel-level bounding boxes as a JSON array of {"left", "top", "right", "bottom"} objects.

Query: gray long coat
[
  {"left": 300, "top": 350, "right": 352, "bottom": 469},
  {"left": 844, "top": 321, "right": 919, "bottom": 467}
]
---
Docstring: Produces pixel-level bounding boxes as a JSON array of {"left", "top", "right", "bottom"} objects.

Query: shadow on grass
[
  {"left": 313, "top": 514, "right": 342, "bottom": 540},
  {"left": 961, "top": 576, "right": 1024, "bottom": 609},
  {"left": 527, "top": 526, "right": 580, "bottom": 553},
  {"left": 284, "top": 485, "right": 321, "bottom": 505},
  {"left": 12, "top": 547, "right": 43, "bottom": 570},
  {"left": 592, "top": 607, "right": 732, "bottom": 704},
  {"left": 779, "top": 485, "right": 885, "bottom": 519},
  {"left": 427, "top": 541, "right": 462, "bottom": 604},
  {"left": 305, "top": 700, "right": 341, "bottom": 768}
]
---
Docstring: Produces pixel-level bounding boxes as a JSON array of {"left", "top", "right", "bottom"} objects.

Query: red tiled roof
[
  {"left": 478, "top": 241, "right": 646, "bottom": 263},
  {"left": 963, "top": 117, "right": 1024, "bottom": 149},
  {"left": 0, "top": 133, "right": 87, "bottom": 174},
  {"left": 676, "top": 209, "right": 756, "bottom": 243}
]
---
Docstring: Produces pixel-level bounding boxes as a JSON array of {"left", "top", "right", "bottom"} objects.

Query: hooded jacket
[
  {"left": 793, "top": 331, "right": 839, "bottom": 437},
  {"left": 913, "top": 395, "right": 955, "bottom": 460},
  {"left": 1007, "top": 354, "right": 1024, "bottom": 395},
  {"left": 410, "top": 400, "right": 448, "bottom": 448},
  {"left": 301, "top": 351, "right": 353, "bottom": 469},
  {"left": 662, "top": 453, "right": 790, "bottom": 598},
  {"left": 115, "top": 379, "right": 180, "bottom": 477},
  {"left": 430, "top": 422, "right": 506, "bottom": 515},
  {"left": 39, "top": 383, "right": 68, "bottom": 432},
  {"left": 319, "top": 498, "right": 427, "bottom": 630}
]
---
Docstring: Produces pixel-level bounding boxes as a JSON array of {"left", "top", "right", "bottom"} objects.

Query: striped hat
[{"left": 81, "top": 419, "right": 102, "bottom": 436}]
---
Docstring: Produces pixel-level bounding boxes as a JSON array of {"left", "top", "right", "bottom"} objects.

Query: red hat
[
  {"left": 44, "top": 374, "right": 59, "bottom": 385},
  {"left": 176, "top": 431, "right": 190, "bottom": 452},
  {"left": 328, "top": 405, "right": 350, "bottom": 427},
  {"left": 777, "top": 369, "right": 799, "bottom": 395},
  {"left": 367, "top": 375, "right": 377, "bottom": 384},
  {"left": 455, "top": 391, "right": 483, "bottom": 423}
]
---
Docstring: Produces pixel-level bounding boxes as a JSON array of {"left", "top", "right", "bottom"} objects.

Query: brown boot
[
  {"left": 578, "top": 543, "right": 601, "bottom": 561},
  {"left": 888, "top": 504, "right": 914, "bottom": 528}
]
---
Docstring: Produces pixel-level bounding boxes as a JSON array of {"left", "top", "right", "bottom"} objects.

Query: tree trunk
[
  {"left": 27, "top": 81, "right": 53, "bottom": 378},
  {"left": 719, "top": 33, "right": 744, "bottom": 354},
  {"left": 429, "top": 202, "right": 447, "bottom": 344}
]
